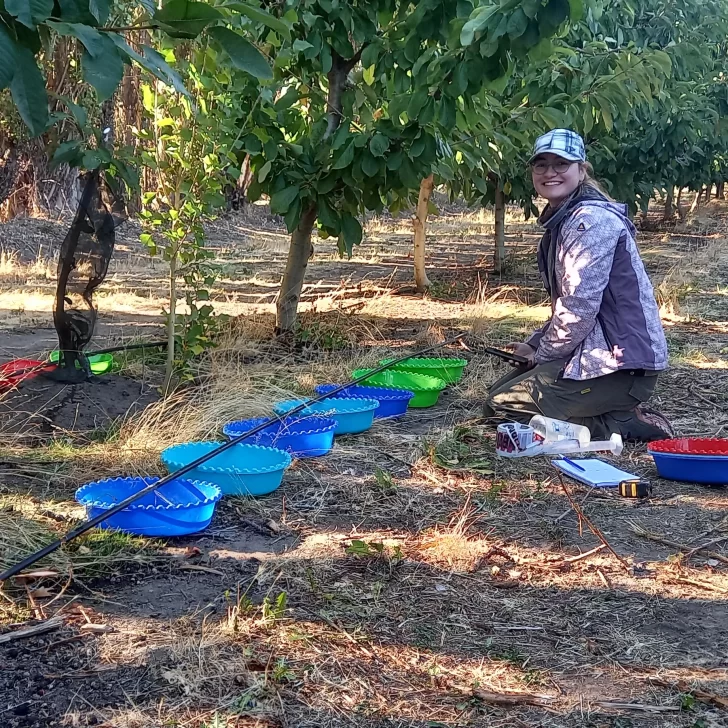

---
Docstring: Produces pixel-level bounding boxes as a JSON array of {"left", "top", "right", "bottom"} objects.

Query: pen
[{"left": 562, "top": 457, "right": 586, "bottom": 472}]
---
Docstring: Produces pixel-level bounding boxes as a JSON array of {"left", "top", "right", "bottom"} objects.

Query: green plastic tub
[
  {"left": 379, "top": 357, "right": 468, "bottom": 384},
  {"left": 352, "top": 368, "right": 445, "bottom": 408},
  {"left": 49, "top": 351, "right": 114, "bottom": 375}
]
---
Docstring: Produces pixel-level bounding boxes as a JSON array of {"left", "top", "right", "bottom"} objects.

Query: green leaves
[
  {"left": 207, "top": 27, "right": 272, "bottom": 80},
  {"left": 370, "top": 133, "right": 389, "bottom": 157},
  {"left": 507, "top": 9, "right": 528, "bottom": 39},
  {"left": 10, "top": 45, "right": 48, "bottom": 136},
  {"left": 461, "top": 4, "right": 499, "bottom": 46},
  {"left": 46, "top": 21, "right": 106, "bottom": 55},
  {"left": 51, "top": 139, "right": 83, "bottom": 167},
  {"left": 89, "top": 0, "right": 110, "bottom": 23},
  {"left": 339, "top": 212, "right": 362, "bottom": 254},
  {"left": 539, "top": 0, "right": 570, "bottom": 32},
  {"left": 45, "top": 22, "right": 124, "bottom": 100},
  {"left": 154, "top": 0, "right": 223, "bottom": 38},
  {"left": 331, "top": 140, "right": 355, "bottom": 169},
  {"left": 83, "top": 45, "right": 124, "bottom": 101},
  {"left": 222, "top": 1, "right": 291, "bottom": 39},
  {"left": 567, "top": 0, "right": 583, "bottom": 21},
  {"left": 111, "top": 36, "right": 189, "bottom": 96},
  {"left": 6, "top": 0, "right": 54, "bottom": 27},
  {"left": 270, "top": 185, "right": 300, "bottom": 214},
  {"left": 649, "top": 50, "right": 673, "bottom": 78},
  {"left": 0, "top": 26, "right": 16, "bottom": 91}
]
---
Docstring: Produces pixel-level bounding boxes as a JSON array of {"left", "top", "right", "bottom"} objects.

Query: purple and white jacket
[{"left": 527, "top": 187, "right": 668, "bottom": 381}]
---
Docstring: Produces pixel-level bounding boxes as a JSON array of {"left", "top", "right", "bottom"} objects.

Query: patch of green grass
[
  {"left": 430, "top": 426, "right": 493, "bottom": 475},
  {"left": 0, "top": 496, "right": 159, "bottom": 586},
  {"left": 296, "top": 320, "right": 351, "bottom": 351},
  {"left": 372, "top": 467, "right": 398, "bottom": 496}
]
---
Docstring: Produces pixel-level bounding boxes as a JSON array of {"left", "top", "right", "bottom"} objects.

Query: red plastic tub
[{"left": 0, "top": 359, "right": 55, "bottom": 391}]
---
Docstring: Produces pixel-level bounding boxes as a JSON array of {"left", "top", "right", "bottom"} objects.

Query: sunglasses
[{"left": 531, "top": 159, "right": 575, "bottom": 175}]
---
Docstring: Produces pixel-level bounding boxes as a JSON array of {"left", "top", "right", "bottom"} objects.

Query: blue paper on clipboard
[{"left": 552, "top": 458, "right": 639, "bottom": 488}]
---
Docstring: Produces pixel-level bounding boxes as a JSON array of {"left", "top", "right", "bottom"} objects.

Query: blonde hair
[{"left": 579, "top": 161, "right": 614, "bottom": 200}]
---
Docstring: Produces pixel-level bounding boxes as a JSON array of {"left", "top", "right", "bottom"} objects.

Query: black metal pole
[{"left": 0, "top": 332, "right": 466, "bottom": 582}]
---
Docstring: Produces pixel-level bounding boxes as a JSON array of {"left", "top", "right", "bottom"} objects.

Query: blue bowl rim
[
  {"left": 222, "top": 415, "right": 337, "bottom": 438},
  {"left": 274, "top": 397, "right": 380, "bottom": 415},
  {"left": 648, "top": 450, "right": 728, "bottom": 462},
  {"left": 75, "top": 476, "right": 222, "bottom": 512},
  {"left": 161, "top": 441, "right": 292, "bottom": 475},
  {"left": 314, "top": 384, "right": 415, "bottom": 402}
]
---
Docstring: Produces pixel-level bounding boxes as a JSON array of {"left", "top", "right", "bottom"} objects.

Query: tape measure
[{"left": 618, "top": 480, "right": 652, "bottom": 498}]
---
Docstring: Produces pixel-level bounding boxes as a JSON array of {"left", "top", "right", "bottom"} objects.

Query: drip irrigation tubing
[{"left": 0, "top": 332, "right": 467, "bottom": 582}]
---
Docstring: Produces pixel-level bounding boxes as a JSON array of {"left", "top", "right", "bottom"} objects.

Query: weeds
[
  {"left": 346, "top": 539, "right": 404, "bottom": 565},
  {"left": 262, "top": 591, "right": 288, "bottom": 624},
  {"left": 296, "top": 320, "right": 351, "bottom": 351},
  {"left": 430, "top": 425, "right": 493, "bottom": 474},
  {"left": 372, "top": 467, "right": 398, "bottom": 495}
]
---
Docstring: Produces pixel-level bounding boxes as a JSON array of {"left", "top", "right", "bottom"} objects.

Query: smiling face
[{"left": 531, "top": 153, "right": 585, "bottom": 206}]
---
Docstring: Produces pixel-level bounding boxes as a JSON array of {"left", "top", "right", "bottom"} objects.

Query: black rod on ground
[
  {"left": 89, "top": 340, "right": 168, "bottom": 356},
  {"left": 0, "top": 332, "right": 466, "bottom": 582}
]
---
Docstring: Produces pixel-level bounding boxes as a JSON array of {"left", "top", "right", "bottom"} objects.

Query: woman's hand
[{"left": 506, "top": 342, "right": 536, "bottom": 368}]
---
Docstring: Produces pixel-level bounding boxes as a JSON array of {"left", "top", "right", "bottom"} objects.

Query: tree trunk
[
  {"left": 718, "top": 181, "right": 725, "bottom": 200},
  {"left": 413, "top": 174, "right": 434, "bottom": 293},
  {"left": 163, "top": 253, "right": 177, "bottom": 394},
  {"left": 676, "top": 187, "right": 685, "bottom": 220},
  {"left": 705, "top": 184, "right": 712, "bottom": 203},
  {"left": 274, "top": 47, "right": 362, "bottom": 334},
  {"left": 493, "top": 186, "right": 506, "bottom": 274},
  {"left": 663, "top": 187, "right": 674, "bottom": 221},
  {"left": 275, "top": 203, "right": 318, "bottom": 335},
  {"left": 689, "top": 188, "right": 702, "bottom": 215}
]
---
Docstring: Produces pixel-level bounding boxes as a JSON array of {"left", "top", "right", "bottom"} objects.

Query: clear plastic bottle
[{"left": 529, "top": 415, "right": 591, "bottom": 447}]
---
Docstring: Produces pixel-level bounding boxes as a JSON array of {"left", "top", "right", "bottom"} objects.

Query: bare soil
[
  {"left": 0, "top": 375, "right": 159, "bottom": 443},
  {"left": 0, "top": 200, "right": 727, "bottom": 728}
]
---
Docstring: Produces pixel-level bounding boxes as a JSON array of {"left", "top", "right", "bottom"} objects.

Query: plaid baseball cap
[{"left": 529, "top": 129, "right": 586, "bottom": 163}]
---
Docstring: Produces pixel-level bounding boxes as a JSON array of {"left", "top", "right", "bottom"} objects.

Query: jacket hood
[{"left": 574, "top": 199, "right": 635, "bottom": 235}]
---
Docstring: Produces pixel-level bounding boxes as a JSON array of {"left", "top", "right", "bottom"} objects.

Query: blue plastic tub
[
  {"left": 648, "top": 451, "right": 728, "bottom": 485},
  {"left": 273, "top": 398, "right": 378, "bottom": 435},
  {"left": 648, "top": 439, "right": 728, "bottom": 485},
  {"left": 75, "top": 476, "right": 221, "bottom": 537},
  {"left": 222, "top": 416, "right": 336, "bottom": 458},
  {"left": 161, "top": 442, "right": 292, "bottom": 496},
  {"left": 314, "top": 384, "right": 414, "bottom": 419}
]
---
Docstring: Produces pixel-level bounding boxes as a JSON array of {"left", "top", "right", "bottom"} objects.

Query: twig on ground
[
  {"left": 557, "top": 473, "right": 631, "bottom": 573},
  {"left": 595, "top": 701, "right": 679, "bottom": 713},
  {"left": 452, "top": 684, "right": 556, "bottom": 708},
  {"left": 563, "top": 545, "right": 606, "bottom": 564},
  {"left": 684, "top": 535, "right": 728, "bottom": 560},
  {"left": 670, "top": 576, "right": 728, "bottom": 594},
  {"left": 597, "top": 569, "right": 611, "bottom": 588},
  {"left": 629, "top": 523, "right": 728, "bottom": 565},
  {"left": 688, "top": 385, "right": 722, "bottom": 408},
  {"left": 297, "top": 605, "right": 373, "bottom": 657},
  {"left": 685, "top": 516, "right": 728, "bottom": 546},
  {"left": 554, "top": 488, "right": 597, "bottom": 523},
  {"left": 0, "top": 615, "right": 63, "bottom": 644},
  {"left": 178, "top": 564, "right": 225, "bottom": 576},
  {"left": 28, "top": 634, "right": 90, "bottom": 653},
  {"left": 646, "top": 676, "right": 728, "bottom": 709}
]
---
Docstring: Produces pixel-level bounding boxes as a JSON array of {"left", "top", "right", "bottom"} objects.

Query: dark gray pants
[{"left": 483, "top": 359, "right": 659, "bottom": 440}]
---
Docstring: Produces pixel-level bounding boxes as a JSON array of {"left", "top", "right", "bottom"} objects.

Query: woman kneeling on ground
[{"left": 483, "top": 129, "right": 674, "bottom": 442}]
